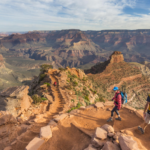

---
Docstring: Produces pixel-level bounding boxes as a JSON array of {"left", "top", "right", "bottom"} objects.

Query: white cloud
[{"left": 0, "top": 0, "right": 150, "bottom": 31}]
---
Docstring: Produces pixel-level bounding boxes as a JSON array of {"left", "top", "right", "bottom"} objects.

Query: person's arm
[{"left": 144, "top": 102, "right": 149, "bottom": 113}]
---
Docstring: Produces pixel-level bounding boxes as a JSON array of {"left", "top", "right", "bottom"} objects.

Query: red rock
[
  {"left": 40, "top": 125, "right": 52, "bottom": 140},
  {"left": 102, "top": 141, "right": 120, "bottom": 150}
]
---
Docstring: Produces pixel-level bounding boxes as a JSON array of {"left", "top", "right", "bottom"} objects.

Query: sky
[{"left": 0, "top": 0, "right": 150, "bottom": 32}]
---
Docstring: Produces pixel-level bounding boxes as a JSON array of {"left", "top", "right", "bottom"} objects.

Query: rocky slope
[
  {"left": 85, "top": 51, "right": 150, "bottom": 109},
  {"left": 0, "top": 55, "right": 150, "bottom": 150}
]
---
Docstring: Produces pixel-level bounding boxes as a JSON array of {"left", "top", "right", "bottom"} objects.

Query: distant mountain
[{"left": 0, "top": 29, "right": 150, "bottom": 68}]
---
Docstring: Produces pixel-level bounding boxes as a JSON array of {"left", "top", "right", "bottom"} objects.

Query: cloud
[{"left": 0, "top": 0, "right": 150, "bottom": 31}]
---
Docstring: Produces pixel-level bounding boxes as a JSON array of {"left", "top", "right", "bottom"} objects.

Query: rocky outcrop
[
  {"left": 110, "top": 51, "right": 124, "bottom": 63},
  {"left": 0, "top": 86, "right": 32, "bottom": 117}
]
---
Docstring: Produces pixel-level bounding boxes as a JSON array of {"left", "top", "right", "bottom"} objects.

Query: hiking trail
[{"left": 11, "top": 71, "right": 64, "bottom": 150}]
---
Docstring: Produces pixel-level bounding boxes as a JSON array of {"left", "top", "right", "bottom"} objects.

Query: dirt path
[
  {"left": 11, "top": 72, "right": 64, "bottom": 150},
  {"left": 38, "top": 106, "right": 146, "bottom": 150}
]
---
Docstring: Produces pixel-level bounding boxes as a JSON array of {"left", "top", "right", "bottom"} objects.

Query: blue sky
[{"left": 0, "top": 0, "right": 150, "bottom": 32}]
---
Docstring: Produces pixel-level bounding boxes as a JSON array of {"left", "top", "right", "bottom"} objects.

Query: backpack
[{"left": 116, "top": 92, "right": 128, "bottom": 104}]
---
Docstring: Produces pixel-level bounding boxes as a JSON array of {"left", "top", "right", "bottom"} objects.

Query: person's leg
[
  {"left": 115, "top": 109, "right": 121, "bottom": 121},
  {"left": 107, "top": 106, "right": 116, "bottom": 122}
]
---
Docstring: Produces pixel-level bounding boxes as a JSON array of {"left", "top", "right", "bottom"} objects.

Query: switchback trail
[{"left": 11, "top": 71, "right": 64, "bottom": 150}]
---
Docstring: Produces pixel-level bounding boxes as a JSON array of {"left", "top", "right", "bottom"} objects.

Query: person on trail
[
  {"left": 107, "top": 87, "right": 122, "bottom": 122},
  {"left": 138, "top": 94, "right": 150, "bottom": 134},
  {"left": 54, "top": 81, "right": 57, "bottom": 86}
]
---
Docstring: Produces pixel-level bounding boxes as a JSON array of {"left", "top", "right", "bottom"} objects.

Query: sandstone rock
[
  {"left": 84, "top": 144, "right": 97, "bottom": 150},
  {"left": 102, "top": 141, "right": 120, "bottom": 150},
  {"left": 0, "top": 86, "right": 32, "bottom": 117},
  {"left": 86, "top": 105, "right": 95, "bottom": 110},
  {"left": 95, "top": 102, "right": 104, "bottom": 109},
  {"left": 104, "top": 101, "right": 114, "bottom": 107},
  {"left": 119, "top": 135, "right": 139, "bottom": 150},
  {"left": 108, "top": 133, "right": 115, "bottom": 137},
  {"left": 53, "top": 113, "right": 68, "bottom": 122},
  {"left": 40, "top": 125, "right": 52, "bottom": 140},
  {"left": 79, "top": 106, "right": 86, "bottom": 110},
  {"left": 4, "top": 146, "right": 12, "bottom": 150},
  {"left": 123, "top": 106, "right": 136, "bottom": 112},
  {"left": 25, "top": 137, "right": 44, "bottom": 150},
  {"left": 95, "top": 127, "right": 107, "bottom": 140},
  {"left": 92, "top": 138, "right": 106, "bottom": 148},
  {"left": 135, "top": 110, "right": 144, "bottom": 120},
  {"left": 0, "top": 111, "right": 17, "bottom": 126},
  {"left": 113, "top": 132, "right": 121, "bottom": 140},
  {"left": 110, "top": 51, "right": 124, "bottom": 64},
  {"left": 101, "top": 124, "right": 114, "bottom": 133},
  {"left": 43, "top": 93, "right": 53, "bottom": 103},
  {"left": 48, "top": 119, "right": 57, "bottom": 128}
]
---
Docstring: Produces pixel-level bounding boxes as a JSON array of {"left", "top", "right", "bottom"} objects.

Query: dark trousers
[{"left": 111, "top": 105, "right": 120, "bottom": 117}]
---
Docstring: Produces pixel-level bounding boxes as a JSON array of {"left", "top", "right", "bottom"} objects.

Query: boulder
[
  {"left": 40, "top": 125, "right": 52, "bottom": 140},
  {"left": 113, "top": 132, "right": 121, "bottom": 140},
  {"left": 0, "top": 111, "right": 17, "bottom": 126},
  {"left": 53, "top": 113, "right": 68, "bottom": 122},
  {"left": 25, "top": 137, "right": 44, "bottom": 150},
  {"left": 95, "top": 102, "right": 104, "bottom": 109},
  {"left": 84, "top": 144, "right": 97, "bottom": 150},
  {"left": 119, "top": 135, "right": 139, "bottom": 150},
  {"left": 95, "top": 127, "right": 107, "bottom": 140},
  {"left": 92, "top": 138, "right": 106, "bottom": 148},
  {"left": 108, "top": 133, "right": 115, "bottom": 137},
  {"left": 101, "top": 124, "right": 114, "bottom": 133},
  {"left": 48, "top": 119, "right": 57, "bottom": 128},
  {"left": 0, "top": 86, "right": 32, "bottom": 117},
  {"left": 102, "top": 141, "right": 120, "bottom": 150}
]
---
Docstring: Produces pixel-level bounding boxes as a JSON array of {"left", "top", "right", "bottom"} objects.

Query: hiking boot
[
  {"left": 115, "top": 117, "right": 121, "bottom": 121},
  {"left": 107, "top": 117, "right": 113, "bottom": 122},
  {"left": 138, "top": 126, "right": 144, "bottom": 134}
]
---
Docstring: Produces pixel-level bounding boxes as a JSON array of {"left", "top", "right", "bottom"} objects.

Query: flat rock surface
[
  {"left": 95, "top": 127, "right": 107, "bottom": 140},
  {"left": 119, "top": 135, "right": 139, "bottom": 150},
  {"left": 25, "top": 137, "right": 44, "bottom": 150},
  {"left": 40, "top": 125, "right": 52, "bottom": 140}
]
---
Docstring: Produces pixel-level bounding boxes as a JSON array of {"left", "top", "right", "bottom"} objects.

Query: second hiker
[{"left": 107, "top": 86, "right": 122, "bottom": 122}]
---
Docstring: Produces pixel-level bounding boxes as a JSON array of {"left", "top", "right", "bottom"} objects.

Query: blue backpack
[{"left": 116, "top": 92, "right": 128, "bottom": 104}]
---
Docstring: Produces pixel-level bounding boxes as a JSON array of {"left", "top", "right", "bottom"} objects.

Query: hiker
[
  {"left": 138, "top": 94, "right": 150, "bottom": 134},
  {"left": 107, "top": 87, "right": 122, "bottom": 122},
  {"left": 54, "top": 81, "right": 57, "bottom": 86}
]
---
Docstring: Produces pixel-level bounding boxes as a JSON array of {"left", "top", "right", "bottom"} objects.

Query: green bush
[
  {"left": 71, "top": 99, "right": 75, "bottom": 102},
  {"left": 82, "top": 77, "right": 87, "bottom": 81},
  {"left": 84, "top": 99, "right": 91, "bottom": 106},
  {"left": 73, "top": 81, "right": 78, "bottom": 86},
  {"left": 67, "top": 102, "right": 82, "bottom": 113},
  {"left": 44, "top": 82, "right": 50, "bottom": 87},
  {"left": 41, "top": 97, "right": 48, "bottom": 101},
  {"left": 40, "top": 64, "right": 53, "bottom": 72},
  {"left": 84, "top": 96, "right": 89, "bottom": 101},
  {"left": 32, "top": 94, "right": 43, "bottom": 104},
  {"left": 59, "top": 68, "right": 66, "bottom": 71}
]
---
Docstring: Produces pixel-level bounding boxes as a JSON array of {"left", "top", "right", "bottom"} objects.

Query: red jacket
[{"left": 112, "top": 91, "right": 122, "bottom": 110}]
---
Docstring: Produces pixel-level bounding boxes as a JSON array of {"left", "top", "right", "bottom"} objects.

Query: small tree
[{"left": 40, "top": 64, "right": 53, "bottom": 72}]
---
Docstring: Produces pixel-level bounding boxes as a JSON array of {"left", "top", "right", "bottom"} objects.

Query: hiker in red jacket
[
  {"left": 54, "top": 81, "right": 57, "bottom": 86},
  {"left": 107, "top": 86, "right": 122, "bottom": 122}
]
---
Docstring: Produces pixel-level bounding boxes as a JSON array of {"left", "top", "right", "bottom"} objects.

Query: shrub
[
  {"left": 72, "top": 74, "right": 78, "bottom": 78},
  {"left": 82, "top": 77, "right": 87, "bottom": 81},
  {"left": 44, "top": 82, "right": 50, "bottom": 87},
  {"left": 84, "top": 99, "right": 91, "bottom": 106},
  {"left": 32, "top": 94, "right": 43, "bottom": 104},
  {"left": 59, "top": 68, "right": 66, "bottom": 71},
  {"left": 67, "top": 102, "right": 82, "bottom": 113},
  {"left": 41, "top": 97, "right": 48, "bottom": 101},
  {"left": 73, "top": 81, "right": 78, "bottom": 86},
  {"left": 84, "top": 96, "right": 89, "bottom": 101},
  {"left": 71, "top": 99, "right": 75, "bottom": 102},
  {"left": 40, "top": 64, "right": 53, "bottom": 72}
]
